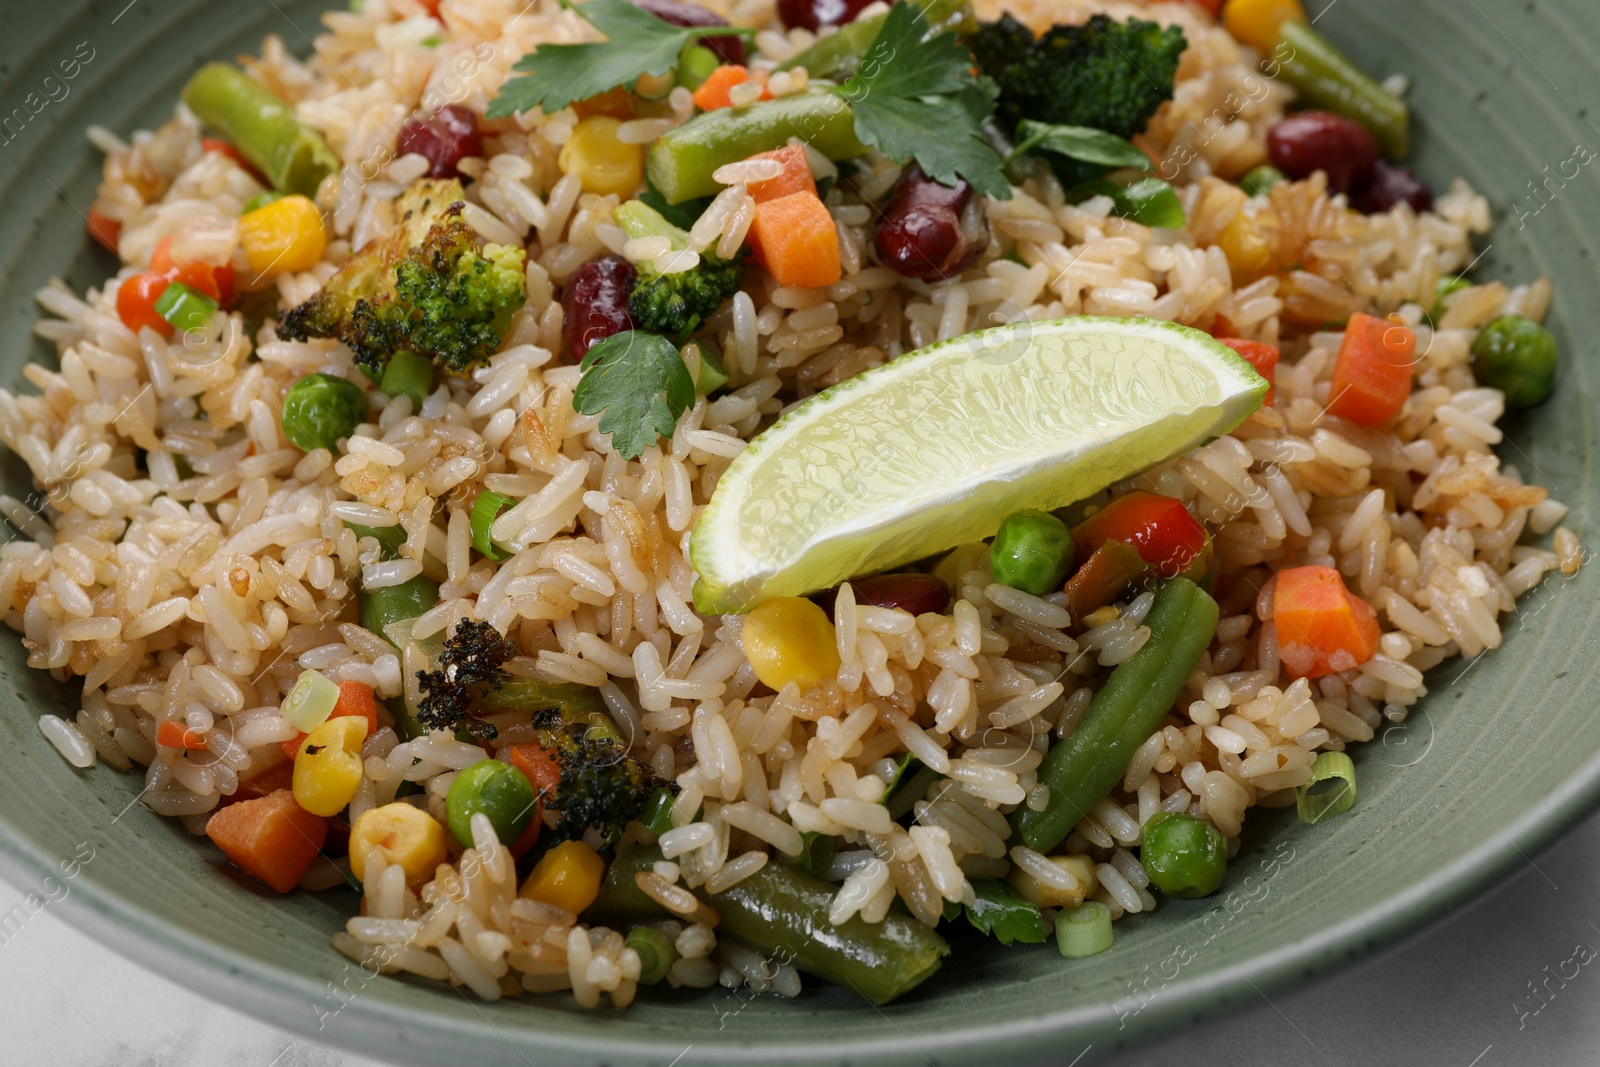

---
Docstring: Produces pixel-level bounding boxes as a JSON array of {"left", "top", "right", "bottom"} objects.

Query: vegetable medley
[{"left": 28, "top": 0, "right": 1573, "bottom": 1014}]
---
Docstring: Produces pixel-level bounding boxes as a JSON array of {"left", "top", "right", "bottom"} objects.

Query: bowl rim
[{"left": 2, "top": 746, "right": 1596, "bottom": 1065}]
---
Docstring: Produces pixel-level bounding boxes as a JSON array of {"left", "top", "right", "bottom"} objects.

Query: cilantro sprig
[
  {"left": 831, "top": 2, "right": 1011, "bottom": 200},
  {"left": 572, "top": 330, "right": 695, "bottom": 460},
  {"left": 943, "top": 878, "right": 1048, "bottom": 946},
  {"left": 487, "top": 0, "right": 754, "bottom": 118}
]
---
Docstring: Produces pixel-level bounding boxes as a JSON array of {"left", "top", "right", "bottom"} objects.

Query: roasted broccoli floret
[
  {"left": 533, "top": 710, "right": 668, "bottom": 844},
  {"left": 278, "top": 178, "right": 526, "bottom": 374},
  {"left": 413, "top": 620, "right": 663, "bottom": 841},
  {"left": 414, "top": 618, "right": 519, "bottom": 736},
  {"left": 613, "top": 200, "right": 746, "bottom": 341},
  {"left": 971, "top": 14, "right": 1186, "bottom": 185}
]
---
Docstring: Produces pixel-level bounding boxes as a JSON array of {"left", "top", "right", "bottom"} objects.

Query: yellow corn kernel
[
  {"left": 558, "top": 116, "right": 645, "bottom": 198},
  {"left": 1007, "top": 854, "right": 1099, "bottom": 909},
  {"left": 520, "top": 840, "right": 606, "bottom": 914},
  {"left": 238, "top": 194, "right": 327, "bottom": 277},
  {"left": 1218, "top": 211, "right": 1272, "bottom": 277},
  {"left": 740, "top": 596, "right": 842, "bottom": 692},
  {"left": 349, "top": 802, "right": 448, "bottom": 885},
  {"left": 1224, "top": 0, "right": 1307, "bottom": 54},
  {"left": 291, "top": 716, "right": 368, "bottom": 817}
]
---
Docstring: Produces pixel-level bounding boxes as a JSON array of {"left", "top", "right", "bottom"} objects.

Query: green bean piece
[
  {"left": 777, "top": 0, "right": 974, "bottom": 76},
  {"left": 990, "top": 509, "right": 1075, "bottom": 595},
  {"left": 1139, "top": 812, "right": 1227, "bottom": 898},
  {"left": 280, "top": 372, "right": 368, "bottom": 454},
  {"left": 782, "top": 830, "right": 837, "bottom": 877},
  {"left": 626, "top": 925, "right": 677, "bottom": 984},
  {"left": 1012, "top": 577, "right": 1219, "bottom": 853},
  {"left": 181, "top": 63, "right": 341, "bottom": 197},
  {"left": 347, "top": 522, "right": 406, "bottom": 562},
  {"left": 470, "top": 677, "right": 608, "bottom": 718},
  {"left": 646, "top": 90, "right": 868, "bottom": 203},
  {"left": 1274, "top": 22, "right": 1409, "bottom": 157},
  {"left": 591, "top": 845, "right": 948, "bottom": 1005},
  {"left": 359, "top": 576, "right": 441, "bottom": 643},
  {"left": 1469, "top": 314, "right": 1557, "bottom": 408}
]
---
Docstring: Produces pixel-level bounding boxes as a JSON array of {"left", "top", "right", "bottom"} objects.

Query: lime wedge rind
[{"left": 691, "top": 316, "right": 1267, "bottom": 615}]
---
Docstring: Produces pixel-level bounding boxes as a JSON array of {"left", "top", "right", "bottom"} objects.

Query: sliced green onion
[
  {"left": 281, "top": 668, "right": 340, "bottom": 732},
  {"left": 470, "top": 490, "right": 515, "bottom": 562},
  {"left": 1056, "top": 901, "right": 1113, "bottom": 958},
  {"left": 676, "top": 44, "right": 720, "bottom": 90},
  {"left": 154, "top": 282, "right": 219, "bottom": 333},
  {"left": 241, "top": 191, "right": 285, "bottom": 215},
  {"left": 625, "top": 925, "right": 677, "bottom": 985},
  {"left": 380, "top": 349, "right": 434, "bottom": 407},
  {"left": 1100, "top": 177, "right": 1186, "bottom": 229},
  {"left": 638, "top": 786, "right": 677, "bottom": 836},
  {"left": 1297, "top": 751, "right": 1357, "bottom": 824}
]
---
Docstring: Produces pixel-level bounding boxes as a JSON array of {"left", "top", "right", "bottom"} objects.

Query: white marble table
[{"left": 6, "top": 809, "right": 1600, "bottom": 1067}]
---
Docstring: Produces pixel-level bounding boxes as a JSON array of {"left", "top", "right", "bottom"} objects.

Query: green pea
[
  {"left": 1470, "top": 314, "right": 1557, "bottom": 408},
  {"left": 1238, "top": 165, "right": 1285, "bottom": 199},
  {"left": 280, "top": 372, "right": 369, "bottom": 453},
  {"left": 1139, "top": 812, "right": 1227, "bottom": 898},
  {"left": 989, "top": 509, "right": 1075, "bottom": 595},
  {"left": 445, "top": 759, "right": 537, "bottom": 848}
]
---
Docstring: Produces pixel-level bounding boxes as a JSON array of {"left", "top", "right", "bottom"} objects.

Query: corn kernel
[
  {"left": 1008, "top": 854, "right": 1099, "bottom": 909},
  {"left": 1224, "top": 0, "right": 1308, "bottom": 54},
  {"left": 239, "top": 194, "right": 327, "bottom": 277},
  {"left": 349, "top": 802, "right": 448, "bottom": 885},
  {"left": 520, "top": 839, "right": 606, "bottom": 914},
  {"left": 740, "top": 596, "right": 842, "bottom": 692},
  {"left": 1218, "top": 211, "right": 1272, "bottom": 277},
  {"left": 291, "top": 715, "right": 367, "bottom": 817},
  {"left": 558, "top": 116, "right": 645, "bottom": 198}
]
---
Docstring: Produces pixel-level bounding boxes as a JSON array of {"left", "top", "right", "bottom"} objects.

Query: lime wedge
[{"left": 690, "top": 317, "right": 1267, "bottom": 614}]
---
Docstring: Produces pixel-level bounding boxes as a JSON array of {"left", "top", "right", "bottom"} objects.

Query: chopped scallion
[
  {"left": 625, "top": 925, "right": 677, "bottom": 985},
  {"left": 638, "top": 786, "right": 677, "bottom": 836},
  {"left": 470, "top": 489, "right": 515, "bottom": 561},
  {"left": 1297, "top": 751, "right": 1357, "bottom": 824},
  {"left": 1056, "top": 900, "right": 1113, "bottom": 958},
  {"left": 154, "top": 281, "right": 219, "bottom": 333},
  {"left": 281, "top": 668, "right": 340, "bottom": 732}
]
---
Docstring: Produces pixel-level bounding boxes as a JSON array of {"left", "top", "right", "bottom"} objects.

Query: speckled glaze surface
[{"left": 0, "top": 1, "right": 1593, "bottom": 1064}]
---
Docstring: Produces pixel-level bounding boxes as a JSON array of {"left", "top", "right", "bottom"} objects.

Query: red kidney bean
[
  {"left": 873, "top": 165, "right": 991, "bottom": 282},
  {"left": 814, "top": 573, "right": 951, "bottom": 618},
  {"left": 1354, "top": 160, "right": 1434, "bottom": 215},
  {"left": 396, "top": 105, "right": 483, "bottom": 180},
  {"left": 1266, "top": 111, "right": 1379, "bottom": 195},
  {"left": 562, "top": 255, "right": 636, "bottom": 361},
  {"left": 635, "top": 0, "right": 746, "bottom": 65},
  {"left": 777, "top": 0, "right": 877, "bottom": 31}
]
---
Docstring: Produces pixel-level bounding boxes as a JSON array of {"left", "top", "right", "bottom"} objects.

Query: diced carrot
[
  {"left": 509, "top": 808, "right": 543, "bottom": 860},
  {"left": 1273, "top": 565, "right": 1380, "bottom": 680},
  {"left": 205, "top": 788, "right": 328, "bottom": 893},
  {"left": 691, "top": 65, "right": 770, "bottom": 111},
  {"left": 506, "top": 743, "right": 563, "bottom": 798},
  {"left": 202, "top": 137, "right": 246, "bottom": 166},
  {"left": 157, "top": 720, "right": 209, "bottom": 750},
  {"left": 150, "top": 235, "right": 176, "bottom": 274},
  {"left": 749, "top": 192, "right": 841, "bottom": 289},
  {"left": 746, "top": 145, "right": 816, "bottom": 203},
  {"left": 1152, "top": 0, "right": 1222, "bottom": 13},
  {"left": 1216, "top": 337, "right": 1279, "bottom": 404},
  {"left": 1207, "top": 313, "right": 1238, "bottom": 338},
  {"left": 87, "top": 207, "right": 121, "bottom": 255},
  {"left": 573, "top": 85, "right": 634, "bottom": 120},
  {"left": 1326, "top": 312, "right": 1415, "bottom": 426},
  {"left": 282, "top": 680, "right": 381, "bottom": 760},
  {"left": 227, "top": 758, "right": 295, "bottom": 805}
]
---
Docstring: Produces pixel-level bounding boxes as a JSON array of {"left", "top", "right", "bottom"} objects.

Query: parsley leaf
[
  {"left": 1008, "top": 119, "right": 1151, "bottom": 171},
  {"left": 487, "top": 0, "right": 750, "bottom": 118},
  {"left": 833, "top": 2, "right": 1010, "bottom": 200},
  {"left": 944, "top": 878, "right": 1048, "bottom": 946},
  {"left": 573, "top": 330, "right": 695, "bottom": 460}
]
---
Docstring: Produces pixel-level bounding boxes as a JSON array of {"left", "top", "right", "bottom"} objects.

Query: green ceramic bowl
[{"left": 0, "top": 1, "right": 1594, "bottom": 1063}]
